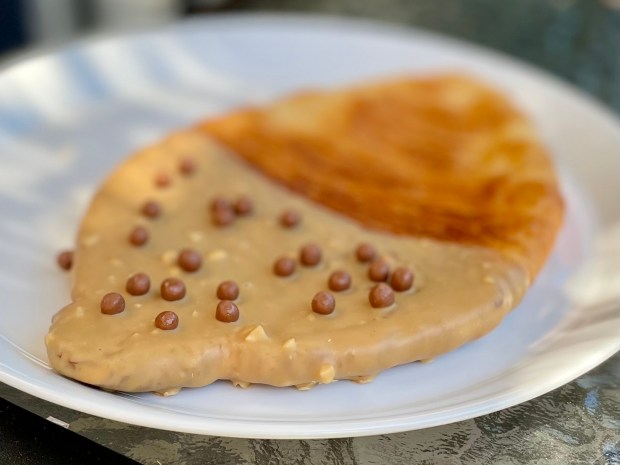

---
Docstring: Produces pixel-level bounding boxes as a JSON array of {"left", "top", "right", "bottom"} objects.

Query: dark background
[{"left": 1, "top": 0, "right": 619, "bottom": 113}]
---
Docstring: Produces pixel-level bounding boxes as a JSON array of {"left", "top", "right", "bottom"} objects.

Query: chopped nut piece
[
  {"left": 231, "top": 380, "right": 251, "bottom": 389},
  {"left": 283, "top": 338, "right": 297, "bottom": 351},
  {"left": 319, "top": 364, "right": 335, "bottom": 383},
  {"left": 188, "top": 231, "right": 204, "bottom": 243},
  {"left": 161, "top": 250, "right": 178, "bottom": 265},
  {"left": 81, "top": 235, "right": 100, "bottom": 247},
  {"left": 295, "top": 382, "right": 317, "bottom": 391},
  {"left": 208, "top": 249, "right": 228, "bottom": 261},
  {"left": 156, "top": 387, "right": 181, "bottom": 397},
  {"left": 245, "top": 325, "right": 269, "bottom": 342}
]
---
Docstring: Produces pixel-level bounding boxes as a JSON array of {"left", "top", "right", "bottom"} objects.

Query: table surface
[{"left": 1, "top": 1, "right": 619, "bottom": 464}]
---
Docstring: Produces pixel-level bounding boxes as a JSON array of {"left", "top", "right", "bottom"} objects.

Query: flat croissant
[{"left": 46, "top": 74, "right": 564, "bottom": 393}]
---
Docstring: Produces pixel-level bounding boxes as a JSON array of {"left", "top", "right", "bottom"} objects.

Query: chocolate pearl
[
  {"left": 179, "top": 158, "right": 196, "bottom": 175},
  {"left": 273, "top": 257, "right": 296, "bottom": 277},
  {"left": 369, "top": 283, "right": 395, "bottom": 308},
  {"left": 211, "top": 207, "right": 235, "bottom": 227},
  {"left": 155, "top": 172, "right": 171, "bottom": 187},
  {"left": 368, "top": 259, "right": 390, "bottom": 282},
  {"left": 126, "top": 272, "right": 150, "bottom": 296},
  {"left": 328, "top": 270, "right": 351, "bottom": 292},
  {"left": 216, "top": 300, "right": 239, "bottom": 323},
  {"left": 56, "top": 250, "right": 73, "bottom": 271},
  {"left": 129, "top": 226, "right": 149, "bottom": 246},
  {"left": 155, "top": 311, "right": 179, "bottom": 330},
  {"left": 178, "top": 248, "right": 202, "bottom": 272},
  {"left": 234, "top": 196, "right": 254, "bottom": 216},
  {"left": 356, "top": 243, "right": 376, "bottom": 263},
  {"left": 100, "top": 292, "right": 125, "bottom": 315},
  {"left": 312, "top": 291, "right": 335, "bottom": 315},
  {"left": 160, "top": 278, "right": 186, "bottom": 301},
  {"left": 279, "top": 209, "right": 301, "bottom": 228},
  {"left": 141, "top": 201, "right": 161, "bottom": 219},
  {"left": 216, "top": 280, "right": 239, "bottom": 300},
  {"left": 390, "top": 267, "right": 414, "bottom": 292},
  {"left": 210, "top": 196, "right": 231, "bottom": 212},
  {"left": 300, "top": 243, "right": 322, "bottom": 266}
]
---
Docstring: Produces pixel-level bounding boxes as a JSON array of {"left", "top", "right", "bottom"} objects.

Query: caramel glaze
[{"left": 46, "top": 131, "right": 528, "bottom": 393}]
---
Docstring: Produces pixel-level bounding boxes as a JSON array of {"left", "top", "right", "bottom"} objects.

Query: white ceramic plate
[{"left": 0, "top": 15, "right": 619, "bottom": 439}]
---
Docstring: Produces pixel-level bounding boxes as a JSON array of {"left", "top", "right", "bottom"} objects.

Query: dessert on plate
[{"left": 46, "top": 74, "right": 564, "bottom": 394}]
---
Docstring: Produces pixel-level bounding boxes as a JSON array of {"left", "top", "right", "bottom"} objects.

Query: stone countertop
[
  {"left": 1, "top": 354, "right": 618, "bottom": 464},
  {"left": 231, "top": 0, "right": 620, "bottom": 113},
  {"left": 1, "top": 1, "right": 619, "bottom": 464}
]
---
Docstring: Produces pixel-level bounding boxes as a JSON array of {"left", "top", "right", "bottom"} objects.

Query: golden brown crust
[{"left": 201, "top": 74, "right": 564, "bottom": 279}]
